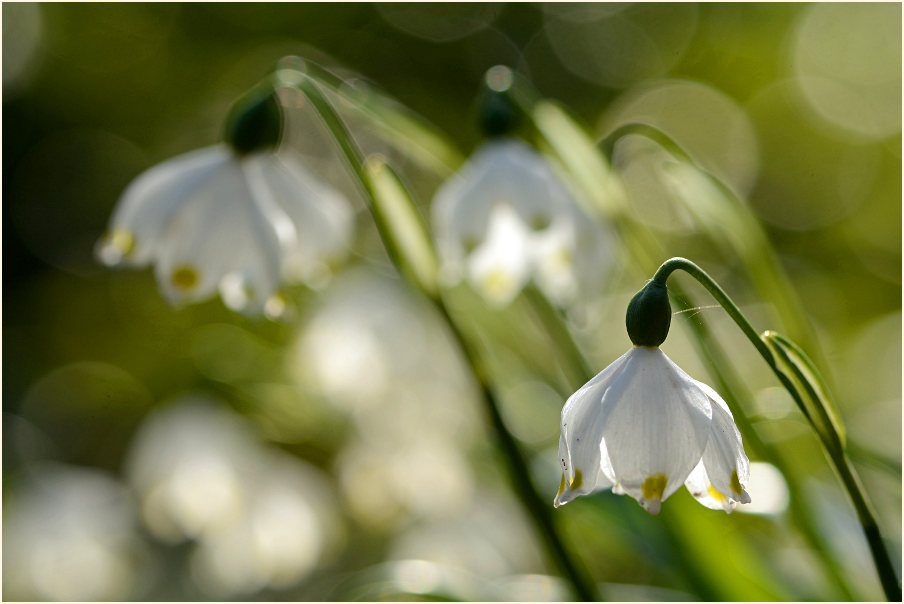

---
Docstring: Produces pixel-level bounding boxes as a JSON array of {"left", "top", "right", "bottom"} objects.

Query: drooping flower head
[
  {"left": 96, "top": 88, "right": 354, "bottom": 317},
  {"left": 432, "top": 139, "right": 607, "bottom": 307},
  {"left": 555, "top": 280, "right": 751, "bottom": 514},
  {"left": 431, "top": 67, "right": 608, "bottom": 308}
]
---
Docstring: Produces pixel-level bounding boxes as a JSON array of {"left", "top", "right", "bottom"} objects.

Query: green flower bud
[
  {"left": 477, "top": 65, "right": 520, "bottom": 138},
  {"left": 478, "top": 90, "right": 519, "bottom": 137},
  {"left": 626, "top": 281, "right": 671, "bottom": 347},
  {"left": 224, "top": 90, "right": 282, "bottom": 155}
]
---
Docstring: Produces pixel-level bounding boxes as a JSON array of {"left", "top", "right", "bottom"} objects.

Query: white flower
[
  {"left": 555, "top": 346, "right": 751, "bottom": 514},
  {"left": 96, "top": 145, "right": 353, "bottom": 316},
  {"left": 465, "top": 202, "right": 532, "bottom": 306},
  {"left": 432, "top": 138, "right": 607, "bottom": 307}
]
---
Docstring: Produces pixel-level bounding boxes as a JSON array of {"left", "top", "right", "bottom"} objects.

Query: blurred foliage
[{"left": 3, "top": 3, "right": 901, "bottom": 601}]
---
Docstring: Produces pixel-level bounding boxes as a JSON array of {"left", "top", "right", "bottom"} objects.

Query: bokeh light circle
[
  {"left": 376, "top": 4, "right": 505, "bottom": 42},
  {"left": 543, "top": 3, "right": 698, "bottom": 89},
  {"left": 3, "top": 3, "right": 43, "bottom": 93},
  {"left": 792, "top": 3, "right": 901, "bottom": 140}
]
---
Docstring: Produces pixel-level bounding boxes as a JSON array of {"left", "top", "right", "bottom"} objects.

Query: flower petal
[
  {"left": 100, "top": 146, "right": 231, "bottom": 266},
  {"left": 692, "top": 380, "right": 751, "bottom": 505},
  {"left": 599, "top": 348, "right": 712, "bottom": 510},
  {"left": 530, "top": 219, "right": 579, "bottom": 304},
  {"left": 247, "top": 153, "right": 354, "bottom": 286},
  {"left": 685, "top": 461, "right": 737, "bottom": 512},
  {"left": 553, "top": 349, "right": 633, "bottom": 507},
  {"left": 155, "top": 158, "right": 282, "bottom": 312},
  {"left": 466, "top": 203, "right": 531, "bottom": 307},
  {"left": 432, "top": 139, "right": 574, "bottom": 270}
]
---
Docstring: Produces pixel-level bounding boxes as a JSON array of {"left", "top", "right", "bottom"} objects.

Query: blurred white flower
[
  {"left": 337, "top": 435, "right": 473, "bottom": 529},
  {"left": 126, "top": 397, "right": 342, "bottom": 597},
  {"left": 293, "top": 268, "right": 478, "bottom": 433},
  {"left": 466, "top": 202, "right": 532, "bottom": 306},
  {"left": 126, "top": 399, "right": 258, "bottom": 542},
  {"left": 190, "top": 452, "right": 341, "bottom": 597},
  {"left": 554, "top": 346, "right": 751, "bottom": 514},
  {"left": 97, "top": 93, "right": 354, "bottom": 317},
  {"left": 390, "top": 494, "right": 544, "bottom": 581},
  {"left": 3, "top": 463, "right": 142, "bottom": 601},
  {"left": 432, "top": 138, "right": 607, "bottom": 307}
]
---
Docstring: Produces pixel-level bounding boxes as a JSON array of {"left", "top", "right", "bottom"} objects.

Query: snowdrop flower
[
  {"left": 432, "top": 138, "right": 606, "bottom": 307},
  {"left": 96, "top": 90, "right": 353, "bottom": 316},
  {"left": 555, "top": 281, "right": 751, "bottom": 514}
]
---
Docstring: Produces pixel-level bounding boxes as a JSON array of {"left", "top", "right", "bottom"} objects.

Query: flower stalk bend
[
  {"left": 651, "top": 257, "right": 901, "bottom": 602},
  {"left": 292, "top": 64, "right": 600, "bottom": 602}
]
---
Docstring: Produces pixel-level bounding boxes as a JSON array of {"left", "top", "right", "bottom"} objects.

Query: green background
[{"left": 3, "top": 3, "right": 901, "bottom": 601}]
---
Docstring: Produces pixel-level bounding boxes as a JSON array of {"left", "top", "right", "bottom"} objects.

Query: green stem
[
  {"left": 653, "top": 257, "right": 901, "bottom": 602},
  {"left": 600, "top": 122, "right": 831, "bottom": 379},
  {"left": 293, "top": 71, "right": 600, "bottom": 602},
  {"left": 651, "top": 258, "right": 771, "bottom": 361},
  {"left": 520, "top": 286, "right": 727, "bottom": 600},
  {"left": 521, "top": 284, "right": 596, "bottom": 387},
  {"left": 670, "top": 287, "right": 857, "bottom": 600},
  {"left": 435, "top": 305, "right": 600, "bottom": 602}
]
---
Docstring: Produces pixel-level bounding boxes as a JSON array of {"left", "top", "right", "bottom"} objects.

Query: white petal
[
  {"left": 100, "top": 146, "right": 231, "bottom": 266},
  {"left": 155, "top": 159, "right": 282, "bottom": 312},
  {"left": 431, "top": 145, "right": 499, "bottom": 266},
  {"left": 530, "top": 219, "right": 579, "bottom": 304},
  {"left": 553, "top": 349, "right": 633, "bottom": 507},
  {"left": 466, "top": 203, "right": 531, "bottom": 307},
  {"left": 247, "top": 153, "right": 354, "bottom": 285},
  {"left": 692, "top": 380, "right": 751, "bottom": 505},
  {"left": 685, "top": 462, "right": 737, "bottom": 512},
  {"left": 475, "top": 139, "right": 576, "bottom": 223},
  {"left": 598, "top": 348, "right": 712, "bottom": 509},
  {"left": 431, "top": 139, "right": 576, "bottom": 272}
]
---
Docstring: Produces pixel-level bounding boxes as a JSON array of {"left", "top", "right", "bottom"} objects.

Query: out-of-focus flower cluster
[
  {"left": 3, "top": 398, "right": 344, "bottom": 600},
  {"left": 125, "top": 398, "right": 344, "bottom": 597}
]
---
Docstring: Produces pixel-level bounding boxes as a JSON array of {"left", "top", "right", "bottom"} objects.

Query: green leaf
[
  {"left": 363, "top": 156, "right": 440, "bottom": 298},
  {"left": 761, "top": 330, "right": 846, "bottom": 449}
]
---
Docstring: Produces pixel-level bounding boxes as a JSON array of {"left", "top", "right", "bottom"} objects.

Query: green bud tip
[
  {"left": 478, "top": 65, "right": 520, "bottom": 138},
  {"left": 626, "top": 281, "right": 671, "bottom": 347},
  {"left": 224, "top": 90, "right": 283, "bottom": 155}
]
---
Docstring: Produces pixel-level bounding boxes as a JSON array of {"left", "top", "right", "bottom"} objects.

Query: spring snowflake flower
[
  {"left": 432, "top": 138, "right": 606, "bottom": 307},
  {"left": 96, "top": 92, "right": 353, "bottom": 316},
  {"left": 555, "top": 282, "right": 751, "bottom": 514}
]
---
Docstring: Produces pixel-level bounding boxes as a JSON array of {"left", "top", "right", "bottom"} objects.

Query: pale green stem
[
  {"left": 652, "top": 257, "right": 900, "bottom": 602},
  {"left": 292, "top": 71, "right": 600, "bottom": 602}
]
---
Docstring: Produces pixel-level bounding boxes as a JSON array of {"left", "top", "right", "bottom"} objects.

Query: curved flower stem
[
  {"left": 600, "top": 122, "right": 830, "bottom": 376},
  {"left": 653, "top": 257, "right": 901, "bottom": 602},
  {"left": 292, "top": 70, "right": 600, "bottom": 602},
  {"left": 669, "top": 287, "right": 857, "bottom": 599}
]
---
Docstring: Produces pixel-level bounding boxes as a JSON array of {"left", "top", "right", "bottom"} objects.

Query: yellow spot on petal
[
  {"left": 707, "top": 484, "right": 728, "bottom": 504},
  {"left": 557, "top": 472, "right": 567, "bottom": 497},
  {"left": 111, "top": 229, "right": 135, "bottom": 256},
  {"left": 171, "top": 265, "right": 199, "bottom": 290},
  {"left": 642, "top": 474, "right": 668, "bottom": 501},
  {"left": 730, "top": 470, "right": 743, "bottom": 496},
  {"left": 462, "top": 235, "right": 479, "bottom": 254},
  {"left": 482, "top": 269, "right": 513, "bottom": 299},
  {"left": 530, "top": 214, "right": 551, "bottom": 230},
  {"left": 570, "top": 469, "right": 584, "bottom": 490}
]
